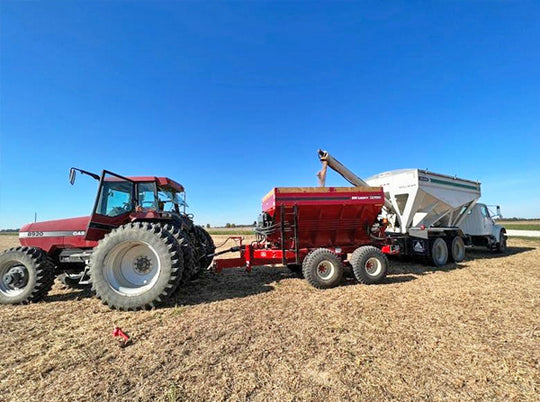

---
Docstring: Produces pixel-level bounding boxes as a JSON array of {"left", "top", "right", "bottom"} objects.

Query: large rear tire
[
  {"left": 0, "top": 247, "right": 55, "bottom": 304},
  {"left": 350, "top": 246, "right": 388, "bottom": 284},
  {"left": 302, "top": 248, "right": 343, "bottom": 289},
  {"left": 89, "top": 222, "right": 183, "bottom": 310},
  {"left": 194, "top": 225, "right": 215, "bottom": 272},
  {"left": 430, "top": 237, "right": 448, "bottom": 267},
  {"left": 161, "top": 223, "right": 196, "bottom": 282}
]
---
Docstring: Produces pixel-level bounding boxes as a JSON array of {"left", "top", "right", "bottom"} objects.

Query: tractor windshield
[{"left": 96, "top": 178, "right": 135, "bottom": 217}]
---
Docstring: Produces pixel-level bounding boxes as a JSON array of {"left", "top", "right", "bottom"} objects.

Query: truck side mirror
[
  {"left": 69, "top": 168, "right": 76, "bottom": 185},
  {"left": 496, "top": 206, "right": 502, "bottom": 219}
]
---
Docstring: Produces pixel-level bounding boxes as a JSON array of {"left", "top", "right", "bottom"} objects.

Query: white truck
[
  {"left": 459, "top": 203, "right": 507, "bottom": 252},
  {"left": 317, "top": 150, "right": 507, "bottom": 266}
]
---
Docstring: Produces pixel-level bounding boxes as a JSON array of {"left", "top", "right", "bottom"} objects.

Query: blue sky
[{"left": 1, "top": 1, "right": 539, "bottom": 229}]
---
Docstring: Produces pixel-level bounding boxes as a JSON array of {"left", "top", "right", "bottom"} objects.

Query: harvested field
[{"left": 0, "top": 234, "right": 539, "bottom": 401}]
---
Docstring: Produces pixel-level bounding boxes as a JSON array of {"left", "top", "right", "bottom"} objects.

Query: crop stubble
[{"left": 0, "top": 235, "right": 538, "bottom": 401}]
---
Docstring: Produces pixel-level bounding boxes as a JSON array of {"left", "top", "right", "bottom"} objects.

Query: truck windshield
[{"left": 96, "top": 179, "right": 134, "bottom": 217}]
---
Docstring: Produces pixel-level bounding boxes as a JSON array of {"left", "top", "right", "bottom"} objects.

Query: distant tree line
[
  {"left": 502, "top": 217, "right": 540, "bottom": 221},
  {"left": 0, "top": 229, "right": 19, "bottom": 233}
]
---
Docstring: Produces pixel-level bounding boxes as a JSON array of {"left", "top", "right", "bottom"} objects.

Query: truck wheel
[
  {"left": 350, "top": 246, "right": 388, "bottom": 284},
  {"left": 430, "top": 238, "right": 448, "bottom": 267},
  {"left": 89, "top": 222, "right": 183, "bottom": 310},
  {"left": 302, "top": 248, "right": 343, "bottom": 289},
  {"left": 449, "top": 236, "right": 466, "bottom": 262},
  {"left": 161, "top": 223, "right": 196, "bottom": 282},
  {"left": 0, "top": 247, "right": 55, "bottom": 304},
  {"left": 194, "top": 225, "right": 216, "bottom": 272},
  {"left": 496, "top": 230, "right": 507, "bottom": 253}
]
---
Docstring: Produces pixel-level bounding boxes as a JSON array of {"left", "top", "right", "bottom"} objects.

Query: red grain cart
[{"left": 214, "top": 186, "right": 390, "bottom": 288}]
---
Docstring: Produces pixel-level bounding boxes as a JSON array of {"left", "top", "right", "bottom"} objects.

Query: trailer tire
[
  {"left": 302, "top": 248, "right": 343, "bottom": 289},
  {"left": 430, "top": 237, "right": 448, "bottom": 267},
  {"left": 350, "top": 246, "right": 388, "bottom": 284},
  {"left": 90, "top": 222, "right": 183, "bottom": 310},
  {"left": 0, "top": 247, "right": 55, "bottom": 304},
  {"left": 449, "top": 236, "right": 466, "bottom": 263},
  {"left": 194, "top": 226, "right": 215, "bottom": 271},
  {"left": 496, "top": 230, "right": 507, "bottom": 253}
]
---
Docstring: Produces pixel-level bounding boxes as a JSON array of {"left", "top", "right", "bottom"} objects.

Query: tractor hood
[
  {"left": 20, "top": 216, "right": 90, "bottom": 235},
  {"left": 18, "top": 216, "right": 97, "bottom": 253}
]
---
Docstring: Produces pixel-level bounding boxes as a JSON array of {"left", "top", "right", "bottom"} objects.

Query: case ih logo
[{"left": 351, "top": 195, "right": 383, "bottom": 200}]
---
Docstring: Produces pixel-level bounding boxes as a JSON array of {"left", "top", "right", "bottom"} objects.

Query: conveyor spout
[{"left": 317, "top": 149, "right": 395, "bottom": 214}]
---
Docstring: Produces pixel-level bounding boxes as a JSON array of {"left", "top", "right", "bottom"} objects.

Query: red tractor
[{"left": 0, "top": 168, "right": 214, "bottom": 310}]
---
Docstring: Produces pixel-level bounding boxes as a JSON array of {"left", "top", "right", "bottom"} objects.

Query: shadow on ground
[
  {"left": 44, "top": 246, "right": 533, "bottom": 307},
  {"left": 465, "top": 246, "right": 534, "bottom": 260},
  {"left": 165, "top": 266, "right": 292, "bottom": 307}
]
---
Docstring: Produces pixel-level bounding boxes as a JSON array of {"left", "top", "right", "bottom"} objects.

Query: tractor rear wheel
[
  {"left": 194, "top": 225, "right": 215, "bottom": 272},
  {"left": 0, "top": 247, "right": 55, "bottom": 304},
  {"left": 350, "top": 246, "right": 388, "bottom": 284},
  {"left": 430, "top": 237, "right": 448, "bottom": 267},
  {"left": 161, "top": 223, "right": 196, "bottom": 282},
  {"left": 302, "top": 248, "right": 343, "bottom": 289},
  {"left": 89, "top": 222, "right": 183, "bottom": 310}
]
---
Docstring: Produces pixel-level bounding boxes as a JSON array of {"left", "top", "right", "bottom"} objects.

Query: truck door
[
  {"left": 479, "top": 204, "right": 493, "bottom": 235},
  {"left": 85, "top": 171, "right": 136, "bottom": 241}
]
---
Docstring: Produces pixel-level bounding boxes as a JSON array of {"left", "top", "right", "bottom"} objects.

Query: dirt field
[{"left": 0, "top": 234, "right": 538, "bottom": 401}]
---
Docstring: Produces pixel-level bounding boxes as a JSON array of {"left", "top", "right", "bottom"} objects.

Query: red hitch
[
  {"left": 112, "top": 327, "right": 132, "bottom": 348},
  {"left": 381, "top": 244, "right": 400, "bottom": 255}
]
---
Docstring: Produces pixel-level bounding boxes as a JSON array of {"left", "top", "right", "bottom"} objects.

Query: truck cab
[{"left": 459, "top": 203, "right": 507, "bottom": 252}]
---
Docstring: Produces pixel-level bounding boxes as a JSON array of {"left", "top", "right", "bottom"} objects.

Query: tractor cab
[{"left": 69, "top": 168, "right": 187, "bottom": 241}]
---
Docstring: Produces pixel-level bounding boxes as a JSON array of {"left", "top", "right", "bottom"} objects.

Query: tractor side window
[
  {"left": 96, "top": 180, "right": 134, "bottom": 217},
  {"left": 157, "top": 187, "right": 186, "bottom": 213},
  {"left": 158, "top": 190, "right": 175, "bottom": 212},
  {"left": 138, "top": 182, "right": 157, "bottom": 210}
]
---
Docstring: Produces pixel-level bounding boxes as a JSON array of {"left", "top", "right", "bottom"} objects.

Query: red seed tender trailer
[{"left": 214, "top": 186, "right": 391, "bottom": 288}]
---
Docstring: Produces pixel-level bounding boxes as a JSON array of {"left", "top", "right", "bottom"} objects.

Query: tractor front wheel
[
  {"left": 302, "top": 248, "right": 343, "bottom": 289},
  {"left": 89, "top": 222, "right": 183, "bottom": 310},
  {"left": 0, "top": 247, "right": 55, "bottom": 304}
]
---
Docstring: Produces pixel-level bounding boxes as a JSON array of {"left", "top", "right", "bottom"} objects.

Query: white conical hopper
[{"left": 366, "top": 169, "right": 481, "bottom": 235}]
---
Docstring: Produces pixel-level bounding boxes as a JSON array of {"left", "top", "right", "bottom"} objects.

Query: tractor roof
[{"left": 105, "top": 176, "right": 185, "bottom": 192}]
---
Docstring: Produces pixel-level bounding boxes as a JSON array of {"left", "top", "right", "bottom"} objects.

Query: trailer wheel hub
[
  {"left": 316, "top": 260, "right": 335, "bottom": 280},
  {"left": 365, "top": 257, "right": 382, "bottom": 276}
]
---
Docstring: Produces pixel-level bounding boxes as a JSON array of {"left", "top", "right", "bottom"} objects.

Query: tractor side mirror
[{"left": 69, "top": 168, "right": 76, "bottom": 185}]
